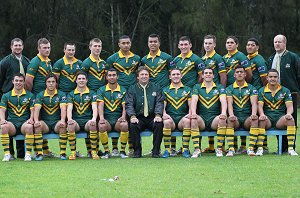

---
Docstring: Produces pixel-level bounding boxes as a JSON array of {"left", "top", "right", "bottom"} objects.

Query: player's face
[
  {"left": 11, "top": 41, "right": 24, "bottom": 56},
  {"left": 64, "top": 45, "right": 76, "bottom": 59},
  {"left": 106, "top": 71, "right": 118, "bottom": 84},
  {"left": 137, "top": 70, "right": 150, "bottom": 85},
  {"left": 273, "top": 35, "right": 286, "bottom": 53},
  {"left": 246, "top": 41, "right": 258, "bottom": 54},
  {"left": 148, "top": 37, "right": 160, "bottom": 52},
  {"left": 38, "top": 43, "right": 51, "bottom": 58},
  {"left": 226, "top": 38, "right": 238, "bottom": 52},
  {"left": 178, "top": 40, "right": 192, "bottom": 54},
  {"left": 76, "top": 74, "right": 87, "bottom": 88},
  {"left": 234, "top": 68, "right": 246, "bottom": 81},
  {"left": 202, "top": 69, "right": 214, "bottom": 82},
  {"left": 267, "top": 72, "right": 279, "bottom": 85},
  {"left": 90, "top": 42, "right": 102, "bottom": 57},
  {"left": 169, "top": 70, "right": 182, "bottom": 84},
  {"left": 12, "top": 76, "right": 25, "bottom": 90},
  {"left": 204, "top": 38, "right": 215, "bottom": 53},
  {"left": 118, "top": 38, "right": 131, "bottom": 52},
  {"left": 46, "top": 77, "right": 57, "bottom": 91}
]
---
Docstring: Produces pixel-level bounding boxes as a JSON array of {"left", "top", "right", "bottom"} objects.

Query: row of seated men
[{"left": 0, "top": 33, "right": 299, "bottom": 160}]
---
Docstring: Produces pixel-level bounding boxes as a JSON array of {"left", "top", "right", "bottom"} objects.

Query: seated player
[
  {"left": 0, "top": 73, "right": 34, "bottom": 161},
  {"left": 258, "top": 69, "right": 298, "bottom": 156},
  {"left": 190, "top": 67, "right": 227, "bottom": 157},
  {"left": 33, "top": 73, "right": 67, "bottom": 160},
  {"left": 161, "top": 68, "right": 191, "bottom": 158},
  {"left": 226, "top": 65, "right": 259, "bottom": 157},
  {"left": 97, "top": 68, "right": 128, "bottom": 159},
  {"left": 66, "top": 71, "right": 98, "bottom": 160}
]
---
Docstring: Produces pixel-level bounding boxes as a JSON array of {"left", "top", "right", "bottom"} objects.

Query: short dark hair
[
  {"left": 89, "top": 38, "right": 102, "bottom": 47},
  {"left": 204, "top": 34, "right": 216, "bottom": 43},
  {"left": 76, "top": 71, "right": 87, "bottom": 79},
  {"left": 64, "top": 42, "right": 76, "bottom": 49},
  {"left": 45, "top": 72, "right": 58, "bottom": 83},
  {"left": 136, "top": 66, "right": 149, "bottom": 76},
  {"left": 106, "top": 67, "right": 118, "bottom": 75},
  {"left": 148, "top": 34, "right": 160, "bottom": 42},
  {"left": 234, "top": 64, "right": 245, "bottom": 71},
  {"left": 169, "top": 68, "right": 181, "bottom": 74},
  {"left": 268, "top": 68, "right": 279, "bottom": 75},
  {"left": 226, "top": 35, "right": 238, "bottom": 44},
  {"left": 179, "top": 36, "right": 191, "bottom": 44},
  {"left": 11, "top": 38, "right": 23, "bottom": 46},
  {"left": 12, "top": 73, "right": 25, "bottom": 81},
  {"left": 247, "top": 38, "right": 259, "bottom": 46},
  {"left": 119, "top": 35, "right": 131, "bottom": 42},
  {"left": 38, "top": 38, "right": 50, "bottom": 48},
  {"left": 203, "top": 66, "right": 214, "bottom": 73}
]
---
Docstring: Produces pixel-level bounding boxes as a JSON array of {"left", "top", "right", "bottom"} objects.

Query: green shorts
[
  {"left": 106, "top": 115, "right": 119, "bottom": 130},
  {"left": 266, "top": 112, "right": 285, "bottom": 128},
  {"left": 44, "top": 120, "right": 59, "bottom": 132},
  {"left": 11, "top": 122, "right": 23, "bottom": 135},
  {"left": 200, "top": 115, "right": 216, "bottom": 131},
  {"left": 237, "top": 115, "right": 249, "bottom": 129},
  {"left": 75, "top": 119, "right": 89, "bottom": 131},
  {"left": 170, "top": 115, "right": 184, "bottom": 126}
]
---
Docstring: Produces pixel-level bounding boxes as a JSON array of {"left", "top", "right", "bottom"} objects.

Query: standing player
[
  {"left": 33, "top": 73, "right": 67, "bottom": 160},
  {"left": 161, "top": 68, "right": 191, "bottom": 158},
  {"left": 0, "top": 73, "right": 34, "bottom": 161},
  {"left": 190, "top": 67, "right": 227, "bottom": 157},
  {"left": 257, "top": 69, "right": 298, "bottom": 156},
  {"left": 226, "top": 65, "right": 259, "bottom": 157},
  {"left": 66, "top": 71, "right": 99, "bottom": 160},
  {"left": 97, "top": 68, "right": 128, "bottom": 159}
]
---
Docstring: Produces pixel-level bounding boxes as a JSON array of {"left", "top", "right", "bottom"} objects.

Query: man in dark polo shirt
[{"left": 0, "top": 38, "right": 30, "bottom": 159}]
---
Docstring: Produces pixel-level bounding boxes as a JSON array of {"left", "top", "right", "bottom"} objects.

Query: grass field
[{"left": 1, "top": 118, "right": 300, "bottom": 197}]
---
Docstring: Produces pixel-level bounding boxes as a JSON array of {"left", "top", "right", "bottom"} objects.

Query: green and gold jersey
[
  {"left": 226, "top": 81, "right": 258, "bottom": 116},
  {"left": 141, "top": 50, "right": 173, "bottom": 87},
  {"left": 52, "top": 56, "right": 82, "bottom": 93},
  {"left": 247, "top": 52, "right": 268, "bottom": 89},
  {"left": 97, "top": 84, "right": 126, "bottom": 117},
  {"left": 26, "top": 54, "right": 52, "bottom": 94},
  {"left": 67, "top": 87, "right": 97, "bottom": 121},
  {"left": 0, "top": 89, "right": 34, "bottom": 122},
  {"left": 192, "top": 83, "right": 225, "bottom": 116},
  {"left": 202, "top": 50, "right": 226, "bottom": 84},
  {"left": 81, "top": 55, "right": 109, "bottom": 91},
  {"left": 223, "top": 50, "right": 251, "bottom": 86},
  {"left": 34, "top": 89, "right": 67, "bottom": 121},
  {"left": 107, "top": 51, "right": 140, "bottom": 89},
  {"left": 170, "top": 51, "right": 204, "bottom": 88},
  {"left": 162, "top": 83, "right": 191, "bottom": 118},
  {"left": 258, "top": 84, "right": 292, "bottom": 117}
]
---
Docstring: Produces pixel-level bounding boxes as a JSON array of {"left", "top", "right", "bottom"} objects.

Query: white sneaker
[
  {"left": 170, "top": 148, "right": 177, "bottom": 157},
  {"left": 101, "top": 152, "right": 111, "bottom": 159},
  {"left": 247, "top": 149, "right": 255, "bottom": 156},
  {"left": 120, "top": 152, "right": 128, "bottom": 159},
  {"left": 288, "top": 149, "right": 298, "bottom": 156},
  {"left": 2, "top": 154, "right": 11, "bottom": 162},
  {"left": 226, "top": 150, "right": 234, "bottom": 157},
  {"left": 111, "top": 149, "right": 120, "bottom": 157},
  {"left": 191, "top": 149, "right": 201, "bottom": 158},
  {"left": 216, "top": 149, "right": 223, "bottom": 157},
  {"left": 24, "top": 154, "right": 32, "bottom": 161},
  {"left": 256, "top": 148, "right": 263, "bottom": 156}
]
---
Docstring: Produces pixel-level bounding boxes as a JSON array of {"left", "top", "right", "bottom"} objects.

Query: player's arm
[
  {"left": 0, "top": 107, "right": 6, "bottom": 124},
  {"left": 245, "top": 68, "right": 253, "bottom": 83},
  {"left": 219, "top": 72, "right": 227, "bottom": 87},
  {"left": 190, "top": 95, "right": 198, "bottom": 117},
  {"left": 67, "top": 103, "right": 74, "bottom": 123},
  {"left": 198, "top": 72, "right": 203, "bottom": 83},
  {"left": 219, "top": 95, "right": 227, "bottom": 117},
  {"left": 98, "top": 101, "right": 105, "bottom": 121},
  {"left": 33, "top": 104, "right": 41, "bottom": 126},
  {"left": 250, "top": 95, "right": 258, "bottom": 116},
  {"left": 25, "top": 75, "right": 34, "bottom": 91},
  {"left": 162, "top": 101, "right": 171, "bottom": 120},
  {"left": 91, "top": 102, "right": 98, "bottom": 123},
  {"left": 227, "top": 96, "right": 235, "bottom": 118},
  {"left": 28, "top": 106, "right": 35, "bottom": 124},
  {"left": 286, "top": 101, "right": 294, "bottom": 116},
  {"left": 60, "top": 104, "right": 67, "bottom": 122}
]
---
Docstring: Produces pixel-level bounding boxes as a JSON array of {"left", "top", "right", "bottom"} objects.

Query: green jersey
[
  {"left": 107, "top": 51, "right": 140, "bottom": 89},
  {"left": 52, "top": 56, "right": 82, "bottom": 93},
  {"left": 34, "top": 89, "right": 67, "bottom": 121},
  {"left": 258, "top": 84, "right": 292, "bottom": 118},
  {"left": 67, "top": 87, "right": 97, "bottom": 121},
  {"left": 226, "top": 81, "right": 258, "bottom": 116},
  {"left": 192, "top": 83, "right": 226, "bottom": 117},
  {"left": 97, "top": 84, "right": 126, "bottom": 117},
  {"left": 26, "top": 54, "right": 52, "bottom": 94},
  {"left": 202, "top": 50, "right": 226, "bottom": 84},
  {"left": 170, "top": 51, "right": 204, "bottom": 88},
  {"left": 0, "top": 89, "right": 34, "bottom": 122},
  {"left": 162, "top": 83, "right": 191, "bottom": 119},
  {"left": 81, "top": 55, "right": 109, "bottom": 91},
  {"left": 247, "top": 52, "right": 268, "bottom": 89},
  {"left": 141, "top": 50, "right": 173, "bottom": 87},
  {"left": 223, "top": 50, "right": 251, "bottom": 86}
]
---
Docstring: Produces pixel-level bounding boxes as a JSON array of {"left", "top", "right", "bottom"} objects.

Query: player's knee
[
  {"left": 218, "top": 119, "right": 226, "bottom": 127},
  {"left": 120, "top": 122, "right": 128, "bottom": 131},
  {"left": 163, "top": 119, "right": 172, "bottom": 128}
]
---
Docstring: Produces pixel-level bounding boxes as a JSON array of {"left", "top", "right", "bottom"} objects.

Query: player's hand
[
  {"left": 259, "top": 115, "right": 267, "bottom": 121},
  {"left": 59, "top": 121, "right": 66, "bottom": 128},
  {"left": 34, "top": 121, "right": 41, "bottom": 127},
  {"left": 190, "top": 113, "right": 198, "bottom": 119},
  {"left": 0, "top": 120, "right": 7, "bottom": 125},
  {"left": 285, "top": 114, "right": 293, "bottom": 120},
  {"left": 162, "top": 114, "right": 171, "bottom": 120},
  {"left": 99, "top": 118, "right": 106, "bottom": 124},
  {"left": 27, "top": 119, "right": 34, "bottom": 125},
  {"left": 130, "top": 117, "right": 139, "bottom": 124},
  {"left": 67, "top": 119, "right": 75, "bottom": 125},
  {"left": 118, "top": 116, "right": 126, "bottom": 122},
  {"left": 219, "top": 114, "right": 227, "bottom": 120},
  {"left": 250, "top": 114, "right": 258, "bottom": 120},
  {"left": 90, "top": 119, "right": 96, "bottom": 126},
  {"left": 154, "top": 116, "right": 162, "bottom": 122},
  {"left": 228, "top": 115, "right": 237, "bottom": 121}
]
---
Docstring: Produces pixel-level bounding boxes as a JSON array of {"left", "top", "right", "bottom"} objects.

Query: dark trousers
[
  {"left": 129, "top": 116, "right": 163, "bottom": 156},
  {"left": 9, "top": 137, "right": 25, "bottom": 158}
]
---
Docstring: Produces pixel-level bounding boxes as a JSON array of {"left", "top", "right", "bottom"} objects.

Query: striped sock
[
  {"left": 112, "top": 137, "right": 119, "bottom": 150},
  {"left": 43, "top": 139, "right": 49, "bottom": 154},
  {"left": 191, "top": 129, "right": 200, "bottom": 149},
  {"left": 287, "top": 126, "right": 296, "bottom": 150},
  {"left": 248, "top": 127, "right": 259, "bottom": 150},
  {"left": 59, "top": 133, "right": 67, "bottom": 155},
  {"left": 90, "top": 131, "right": 98, "bottom": 152},
  {"left": 217, "top": 127, "right": 226, "bottom": 149},
  {"left": 1, "top": 134, "right": 10, "bottom": 155},
  {"left": 257, "top": 128, "right": 265, "bottom": 148},
  {"left": 34, "top": 134, "right": 43, "bottom": 155},
  {"left": 240, "top": 136, "right": 247, "bottom": 148},
  {"left": 208, "top": 136, "right": 214, "bottom": 150},
  {"left": 68, "top": 132, "right": 76, "bottom": 152},
  {"left": 226, "top": 127, "right": 235, "bottom": 151},
  {"left": 120, "top": 131, "right": 128, "bottom": 152},
  {"left": 263, "top": 136, "right": 268, "bottom": 149},
  {"left": 182, "top": 128, "right": 191, "bottom": 151},
  {"left": 25, "top": 134, "right": 34, "bottom": 155},
  {"left": 163, "top": 128, "right": 171, "bottom": 152},
  {"left": 171, "top": 136, "right": 176, "bottom": 149},
  {"left": 99, "top": 131, "right": 110, "bottom": 152},
  {"left": 85, "top": 138, "right": 91, "bottom": 153}
]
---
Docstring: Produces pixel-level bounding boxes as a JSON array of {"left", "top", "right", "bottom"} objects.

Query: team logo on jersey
[
  {"left": 285, "top": 64, "right": 290, "bottom": 68},
  {"left": 76, "top": 64, "right": 80, "bottom": 70},
  {"left": 170, "top": 61, "right": 176, "bottom": 67},
  {"left": 278, "top": 93, "right": 284, "bottom": 99},
  {"left": 92, "top": 95, "right": 97, "bottom": 100},
  {"left": 84, "top": 95, "right": 91, "bottom": 101},
  {"left": 241, "top": 60, "right": 248, "bottom": 66},
  {"left": 213, "top": 89, "right": 219, "bottom": 95},
  {"left": 158, "top": 59, "right": 164, "bottom": 64},
  {"left": 244, "top": 89, "right": 250, "bottom": 95},
  {"left": 132, "top": 60, "right": 137, "bottom": 66},
  {"left": 218, "top": 62, "right": 225, "bottom": 67},
  {"left": 230, "top": 59, "right": 236, "bottom": 64},
  {"left": 253, "top": 90, "right": 258, "bottom": 94},
  {"left": 22, "top": 98, "right": 29, "bottom": 104},
  {"left": 186, "top": 61, "right": 192, "bottom": 67},
  {"left": 182, "top": 91, "right": 187, "bottom": 96},
  {"left": 198, "top": 63, "right": 205, "bottom": 69},
  {"left": 61, "top": 96, "right": 67, "bottom": 102},
  {"left": 117, "top": 93, "right": 123, "bottom": 99},
  {"left": 208, "top": 60, "right": 215, "bottom": 66},
  {"left": 258, "top": 66, "right": 265, "bottom": 72},
  {"left": 55, "top": 97, "right": 60, "bottom": 103},
  {"left": 152, "top": 92, "right": 157, "bottom": 96}
]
